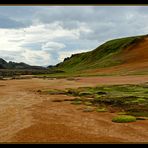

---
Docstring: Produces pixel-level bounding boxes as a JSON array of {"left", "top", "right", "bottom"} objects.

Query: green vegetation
[
  {"left": 96, "top": 107, "right": 108, "bottom": 112},
  {"left": 117, "top": 112, "right": 127, "bottom": 115},
  {"left": 43, "top": 89, "right": 66, "bottom": 95},
  {"left": 45, "top": 83, "right": 148, "bottom": 118},
  {"left": 112, "top": 115, "right": 136, "bottom": 123},
  {"left": 84, "top": 101, "right": 93, "bottom": 106},
  {"left": 40, "top": 80, "right": 148, "bottom": 117},
  {"left": 42, "top": 83, "right": 148, "bottom": 123},
  {"left": 57, "top": 36, "right": 143, "bottom": 71}
]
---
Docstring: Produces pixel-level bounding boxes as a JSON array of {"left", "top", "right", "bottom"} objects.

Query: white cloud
[
  {"left": 58, "top": 49, "right": 91, "bottom": 62},
  {"left": 0, "top": 22, "right": 92, "bottom": 66},
  {"left": 21, "top": 49, "right": 51, "bottom": 66},
  {"left": 42, "top": 41, "right": 65, "bottom": 51}
]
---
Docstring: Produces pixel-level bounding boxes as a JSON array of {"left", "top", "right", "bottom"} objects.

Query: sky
[{"left": 0, "top": 6, "right": 148, "bottom": 66}]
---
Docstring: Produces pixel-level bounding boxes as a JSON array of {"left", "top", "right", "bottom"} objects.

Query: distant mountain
[
  {"left": 0, "top": 58, "right": 45, "bottom": 70},
  {"left": 0, "top": 58, "right": 7, "bottom": 68}
]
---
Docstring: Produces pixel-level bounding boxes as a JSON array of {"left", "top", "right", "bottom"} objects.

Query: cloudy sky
[{"left": 0, "top": 6, "right": 148, "bottom": 66}]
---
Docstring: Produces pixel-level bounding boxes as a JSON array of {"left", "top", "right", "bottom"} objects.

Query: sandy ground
[{"left": 0, "top": 76, "right": 148, "bottom": 143}]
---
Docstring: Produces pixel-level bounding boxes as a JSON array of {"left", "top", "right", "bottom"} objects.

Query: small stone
[{"left": 37, "top": 90, "right": 41, "bottom": 92}]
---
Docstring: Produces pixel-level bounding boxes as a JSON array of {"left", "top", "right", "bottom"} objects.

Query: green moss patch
[
  {"left": 96, "top": 107, "right": 108, "bottom": 112},
  {"left": 84, "top": 101, "right": 93, "bottom": 106},
  {"left": 112, "top": 115, "right": 136, "bottom": 123},
  {"left": 71, "top": 100, "right": 82, "bottom": 105},
  {"left": 117, "top": 112, "right": 127, "bottom": 115},
  {"left": 43, "top": 83, "right": 148, "bottom": 119}
]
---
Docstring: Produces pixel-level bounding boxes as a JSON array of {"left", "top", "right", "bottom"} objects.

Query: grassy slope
[
  {"left": 44, "top": 35, "right": 146, "bottom": 77},
  {"left": 58, "top": 36, "right": 143, "bottom": 70}
]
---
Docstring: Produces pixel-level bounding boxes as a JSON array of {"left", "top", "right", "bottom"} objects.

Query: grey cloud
[
  {"left": 0, "top": 6, "right": 37, "bottom": 22},
  {"left": 1, "top": 56, "right": 15, "bottom": 61},
  {"left": 35, "top": 6, "right": 136, "bottom": 24},
  {"left": 60, "top": 21, "right": 82, "bottom": 29},
  {"left": 21, "top": 42, "right": 43, "bottom": 50},
  {"left": 34, "top": 6, "right": 91, "bottom": 23},
  {"left": 0, "top": 16, "right": 27, "bottom": 29},
  {"left": 0, "top": 6, "right": 37, "bottom": 28},
  {"left": 34, "top": 6, "right": 148, "bottom": 43},
  {"left": 136, "top": 6, "right": 148, "bottom": 14},
  {"left": 0, "top": 50, "right": 23, "bottom": 63}
]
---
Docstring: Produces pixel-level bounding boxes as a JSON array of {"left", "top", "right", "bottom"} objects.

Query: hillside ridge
[
  {"left": 0, "top": 58, "right": 44, "bottom": 70},
  {"left": 53, "top": 34, "right": 148, "bottom": 75}
]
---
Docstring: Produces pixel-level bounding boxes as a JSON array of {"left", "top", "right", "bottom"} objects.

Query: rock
[{"left": 37, "top": 90, "right": 41, "bottom": 92}]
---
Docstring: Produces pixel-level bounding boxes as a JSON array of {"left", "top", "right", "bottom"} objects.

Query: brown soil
[{"left": 0, "top": 76, "right": 148, "bottom": 143}]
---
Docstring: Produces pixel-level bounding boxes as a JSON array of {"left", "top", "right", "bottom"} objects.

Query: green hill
[{"left": 54, "top": 35, "right": 145, "bottom": 75}]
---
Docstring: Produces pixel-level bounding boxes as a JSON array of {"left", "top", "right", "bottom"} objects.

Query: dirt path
[{"left": 0, "top": 76, "right": 148, "bottom": 143}]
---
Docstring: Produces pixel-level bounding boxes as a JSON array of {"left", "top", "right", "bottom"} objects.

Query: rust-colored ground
[{"left": 0, "top": 76, "right": 148, "bottom": 143}]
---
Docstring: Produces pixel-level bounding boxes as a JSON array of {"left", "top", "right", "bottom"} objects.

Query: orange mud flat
[{"left": 0, "top": 76, "right": 148, "bottom": 143}]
